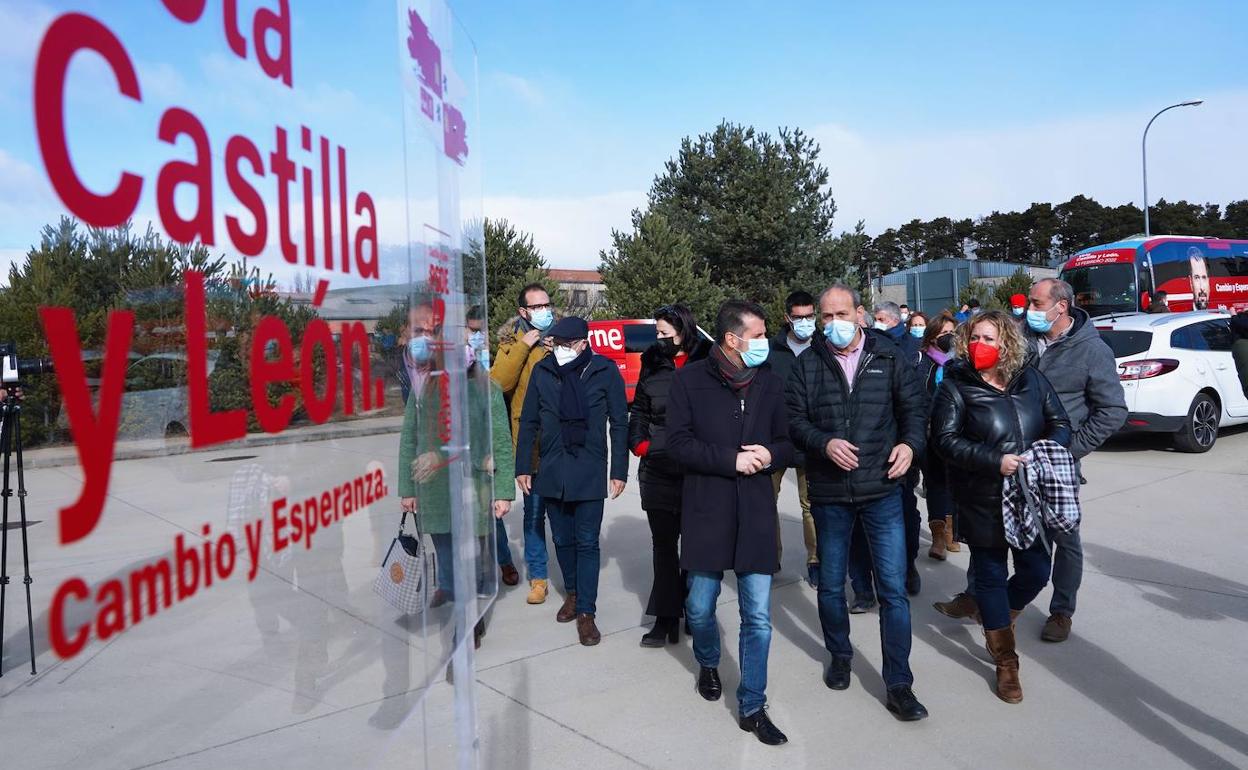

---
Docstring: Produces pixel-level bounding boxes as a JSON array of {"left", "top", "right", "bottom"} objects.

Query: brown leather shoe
[
  {"left": 985, "top": 626, "right": 1023, "bottom": 703},
  {"left": 556, "top": 592, "right": 577, "bottom": 623},
  {"left": 1041, "top": 613, "right": 1072, "bottom": 642},
  {"left": 933, "top": 592, "right": 980, "bottom": 622},
  {"left": 500, "top": 564, "right": 520, "bottom": 586},
  {"left": 576, "top": 613, "right": 601, "bottom": 646},
  {"left": 928, "top": 519, "right": 947, "bottom": 560},
  {"left": 944, "top": 515, "right": 961, "bottom": 552}
]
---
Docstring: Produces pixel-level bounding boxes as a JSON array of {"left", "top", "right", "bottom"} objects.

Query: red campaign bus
[
  {"left": 1059, "top": 236, "right": 1248, "bottom": 318},
  {"left": 587, "top": 319, "right": 713, "bottom": 402}
]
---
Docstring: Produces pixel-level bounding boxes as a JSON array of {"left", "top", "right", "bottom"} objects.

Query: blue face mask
[
  {"left": 468, "top": 330, "right": 486, "bottom": 350},
  {"left": 736, "top": 337, "right": 770, "bottom": 368},
  {"left": 909, "top": 326, "right": 926, "bottom": 339},
  {"left": 1026, "top": 307, "right": 1055, "bottom": 333},
  {"left": 791, "top": 318, "right": 816, "bottom": 341},
  {"left": 825, "top": 319, "right": 858, "bottom": 349},
  {"left": 529, "top": 308, "right": 553, "bottom": 331},
  {"left": 1012, "top": 308, "right": 1025, "bottom": 317},
  {"left": 408, "top": 335, "right": 432, "bottom": 363}
]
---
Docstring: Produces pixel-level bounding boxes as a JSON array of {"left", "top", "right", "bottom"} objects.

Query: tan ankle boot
[
  {"left": 526, "top": 579, "right": 548, "bottom": 605},
  {"left": 944, "top": 515, "right": 961, "bottom": 552},
  {"left": 928, "top": 519, "right": 947, "bottom": 560},
  {"left": 985, "top": 626, "right": 1023, "bottom": 703}
]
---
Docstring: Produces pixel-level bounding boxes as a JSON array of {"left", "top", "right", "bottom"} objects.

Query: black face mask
[
  {"left": 936, "top": 333, "right": 955, "bottom": 353},
  {"left": 656, "top": 337, "right": 680, "bottom": 357}
]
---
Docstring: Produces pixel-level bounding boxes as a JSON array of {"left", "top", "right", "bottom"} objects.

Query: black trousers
[{"left": 645, "top": 507, "right": 685, "bottom": 618}]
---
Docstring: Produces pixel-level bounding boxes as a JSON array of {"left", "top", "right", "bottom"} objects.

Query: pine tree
[{"left": 599, "top": 211, "right": 724, "bottom": 328}]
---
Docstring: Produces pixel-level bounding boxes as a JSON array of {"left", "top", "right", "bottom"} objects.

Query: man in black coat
[
  {"left": 868, "top": 300, "right": 924, "bottom": 597},
  {"left": 666, "top": 300, "right": 794, "bottom": 746},
  {"left": 515, "top": 317, "right": 628, "bottom": 647},
  {"left": 768, "top": 290, "right": 819, "bottom": 587},
  {"left": 787, "top": 284, "right": 930, "bottom": 722}
]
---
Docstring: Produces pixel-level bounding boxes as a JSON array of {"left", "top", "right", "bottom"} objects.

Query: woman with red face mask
[{"left": 929, "top": 310, "right": 1071, "bottom": 704}]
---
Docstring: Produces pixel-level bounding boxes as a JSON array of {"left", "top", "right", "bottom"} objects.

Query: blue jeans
[
  {"left": 522, "top": 489, "right": 548, "bottom": 580},
  {"left": 812, "top": 489, "right": 915, "bottom": 689},
  {"left": 969, "top": 539, "right": 1052, "bottom": 630},
  {"left": 848, "top": 519, "right": 874, "bottom": 600},
  {"left": 547, "top": 498, "right": 604, "bottom": 614},
  {"left": 686, "top": 571, "right": 772, "bottom": 717},
  {"left": 495, "top": 517, "right": 514, "bottom": 567},
  {"left": 429, "top": 532, "right": 485, "bottom": 599},
  {"left": 431, "top": 532, "right": 454, "bottom": 593},
  {"left": 964, "top": 526, "right": 1078, "bottom": 617}
]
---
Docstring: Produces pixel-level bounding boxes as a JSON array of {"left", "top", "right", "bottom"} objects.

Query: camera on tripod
[
  {"left": 0, "top": 342, "right": 53, "bottom": 385},
  {"left": 0, "top": 348, "right": 40, "bottom": 676}
]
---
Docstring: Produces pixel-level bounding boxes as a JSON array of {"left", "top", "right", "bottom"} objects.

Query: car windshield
[
  {"left": 1064, "top": 263, "right": 1137, "bottom": 318},
  {"left": 1098, "top": 329, "right": 1152, "bottom": 358}
]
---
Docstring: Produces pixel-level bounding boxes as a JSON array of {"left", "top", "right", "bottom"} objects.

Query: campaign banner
[{"left": 0, "top": 1, "right": 484, "bottom": 766}]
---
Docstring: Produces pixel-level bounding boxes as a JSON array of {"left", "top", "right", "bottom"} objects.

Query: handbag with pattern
[{"left": 373, "top": 511, "right": 435, "bottom": 615}]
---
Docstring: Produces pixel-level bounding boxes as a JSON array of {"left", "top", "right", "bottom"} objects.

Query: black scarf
[
  {"left": 556, "top": 347, "right": 594, "bottom": 453},
  {"left": 709, "top": 343, "right": 758, "bottom": 394}
]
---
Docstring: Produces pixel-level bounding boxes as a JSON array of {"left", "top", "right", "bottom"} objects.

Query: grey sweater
[{"left": 1023, "top": 307, "right": 1127, "bottom": 459}]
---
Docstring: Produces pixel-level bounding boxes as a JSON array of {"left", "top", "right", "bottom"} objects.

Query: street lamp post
[{"left": 1142, "top": 99, "right": 1203, "bottom": 237}]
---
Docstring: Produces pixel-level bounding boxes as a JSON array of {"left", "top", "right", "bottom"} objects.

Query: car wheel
[{"left": 1172, "top": 392, "right": 1219, "bottom": 453}]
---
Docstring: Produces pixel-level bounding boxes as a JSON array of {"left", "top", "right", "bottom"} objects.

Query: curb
[{"left": 24, "top": 415, "right": 406, "bottom": 470}]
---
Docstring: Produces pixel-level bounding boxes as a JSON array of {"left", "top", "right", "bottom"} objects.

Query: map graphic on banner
[{"left": 406, "top": 7, "right": 469, "bottom": 166}]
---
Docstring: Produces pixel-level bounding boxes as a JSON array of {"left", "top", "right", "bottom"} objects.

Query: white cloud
[
  {"left": 813, "top": 90, "right": 1248, "bottom": 235},
  {"left": 491, "top": 71, "right": 545, "bottom": 109},
  {"left": 485, "top": 190, "right": 645, "bottom": 269}
]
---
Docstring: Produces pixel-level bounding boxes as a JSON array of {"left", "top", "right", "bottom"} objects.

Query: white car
[{"left": 1095, "top": 311, "right": 1248, "bottom": 452}]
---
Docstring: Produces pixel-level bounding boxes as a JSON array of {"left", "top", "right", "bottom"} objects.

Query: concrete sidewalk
[{"left": 2, "top": 427, "right": 1246, "bottom": 769}]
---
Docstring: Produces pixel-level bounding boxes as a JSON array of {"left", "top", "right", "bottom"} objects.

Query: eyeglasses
[
  {"left": 524, "top": 302, "right": 554, "bottom": 311},
  {"left": 788, "top": 312, "right": 816, "bottom": 322}
]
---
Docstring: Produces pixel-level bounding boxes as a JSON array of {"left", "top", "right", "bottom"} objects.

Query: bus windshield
[{"left": 1064, "top": 262, "right": 1137, "bottom": 317}]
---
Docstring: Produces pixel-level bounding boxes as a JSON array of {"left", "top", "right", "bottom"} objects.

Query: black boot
[
  {"left": 640, "top": 617, "right": 679, "bottom": 647},
  {"left": 886, "top": 685, "right": 929, "bottom": 721},
  {"left": 906, "top": 564, "right": 921, "bottom": 596},
  {"left": 824, "top": 656, "right": 852, "bottom": 690},
  {"left": 696, "top": 666, "right": 722, "bottom": 701},
  {"left": 739, "top": 708, "right": 788, "bottom": 746}
]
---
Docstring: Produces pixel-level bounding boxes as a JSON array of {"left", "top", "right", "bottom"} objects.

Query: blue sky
[{"left": 2, "top": 0, "right": 1247, "bottom": 276}]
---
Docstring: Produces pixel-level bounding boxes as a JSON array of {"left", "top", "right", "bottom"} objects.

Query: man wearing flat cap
[{"left": 515, "top": 316, "right": 629, "bottom": 645}]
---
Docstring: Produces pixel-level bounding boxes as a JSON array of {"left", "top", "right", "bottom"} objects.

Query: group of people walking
[{"left": 399, "top": 275, "right": 1127, "bottom": 747}]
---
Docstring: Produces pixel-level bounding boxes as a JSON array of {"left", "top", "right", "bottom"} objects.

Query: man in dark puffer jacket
[{"left": 786, "top": 283, "right": 930, "bottom": 722}]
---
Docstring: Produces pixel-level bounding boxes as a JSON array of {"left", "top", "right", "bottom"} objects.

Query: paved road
[{"left": 2, "top": 427, "right": 1246, "bottom": 769}]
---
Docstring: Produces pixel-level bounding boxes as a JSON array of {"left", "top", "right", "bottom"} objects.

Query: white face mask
[{"left": 553, "top": 345, "right": 580, "bottom": 366}]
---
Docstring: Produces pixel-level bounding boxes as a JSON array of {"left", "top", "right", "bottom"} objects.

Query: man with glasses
[
  {"left": 492, "top": 283, "right": 560, "bottom": 605},
  {"left": 515, "top": 316, "right": 629, "bottom": 645},
  {"left": 768, "top": 290, "right": 819, "bottom": 588}
]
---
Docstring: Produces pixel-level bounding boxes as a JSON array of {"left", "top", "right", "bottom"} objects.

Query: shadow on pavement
[
  {"left": 1021, "top": 605, "right": 1248, "bottom": 770},
  {"left": 1084, "top": 543, "right": 1248, "bottom": 623},
  {"left": 600, "top": 515, "right": 657, "bottom": 618}
]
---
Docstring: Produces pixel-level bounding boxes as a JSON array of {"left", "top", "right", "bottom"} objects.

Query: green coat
[{"left": 397, "top": 367, "right": 515, "bottom": 536}]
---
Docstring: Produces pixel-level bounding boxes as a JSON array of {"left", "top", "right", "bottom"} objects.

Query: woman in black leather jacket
[
  {"left": 931, "top": 310, "right": 1070, "bottom": 704},
  {"left": 628, "top": 304, "right": 711, "bottom": 646}
]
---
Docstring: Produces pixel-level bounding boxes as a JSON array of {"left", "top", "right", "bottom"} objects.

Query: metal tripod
[{"left": 0, "top": 391, "right": 37, "bottom": 676}]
